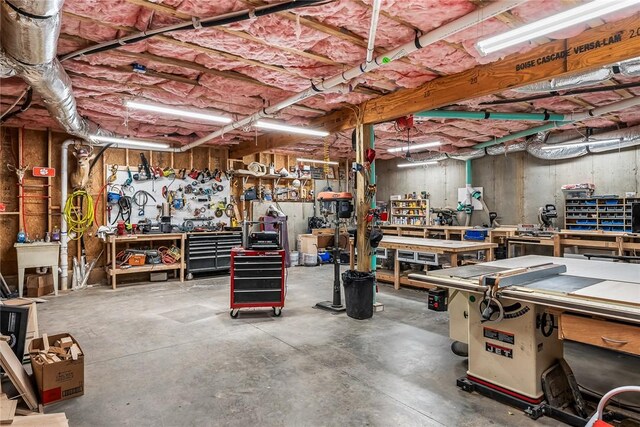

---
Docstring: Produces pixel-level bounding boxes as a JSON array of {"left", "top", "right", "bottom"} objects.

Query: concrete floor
[{"left": 36, "top": 264, "right": 639, "bottom": 427}]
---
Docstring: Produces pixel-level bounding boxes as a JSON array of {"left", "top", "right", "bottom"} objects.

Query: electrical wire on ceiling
[
  {"left": 59, "top": 0, "right": 334, "bottom": 62},
  {"left": 0, "top": 87, "right": 33, "bottom": 124}
]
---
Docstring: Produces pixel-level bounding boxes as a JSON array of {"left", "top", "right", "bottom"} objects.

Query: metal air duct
[
  {"left": 514, "top": 57, "right": 640, "bottom": 94},
  {"left": 0, "top": 0, "right": 64, "bottom": 65}
]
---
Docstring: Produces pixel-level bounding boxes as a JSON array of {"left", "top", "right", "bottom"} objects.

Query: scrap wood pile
[
  {"left": 29, "top": 335, "right": 82, "bottom": 364},
  {"left": 0, "top": 338, "right": 69, "bottom": 426}
]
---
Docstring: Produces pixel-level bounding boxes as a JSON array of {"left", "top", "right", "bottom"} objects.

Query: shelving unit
[
  {"left": 564, "top": 197, "right": 640, "bottom": 232},
  {"left": 389, "top": 199, "right": 430, "bottom": 226},
  {"left": 105, "top": 233, "right": 185, "bottom": 289}
]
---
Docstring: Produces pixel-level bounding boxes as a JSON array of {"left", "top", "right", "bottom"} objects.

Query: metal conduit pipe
[
  {"left": 415, "top": 110, "right": 567, "bottom": 121},
  {"left": 172, "top": 0, "right": 527, "bottom": 152}
]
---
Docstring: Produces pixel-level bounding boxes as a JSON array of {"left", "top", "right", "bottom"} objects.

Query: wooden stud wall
[{"left": 0, "top": 127, "right": 228, "bottom": 283}]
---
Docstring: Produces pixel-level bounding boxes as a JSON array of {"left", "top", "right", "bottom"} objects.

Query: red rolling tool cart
[{"left": 229, "top": 247, "right": 285, "bottom": 318}]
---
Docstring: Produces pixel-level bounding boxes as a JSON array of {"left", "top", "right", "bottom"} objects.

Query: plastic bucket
[
  {"left": 290, "top": 251, "right": 299, "bottom": 265},
  {"left": 303, "top": 253, "right": 317, "bottom": 266}
]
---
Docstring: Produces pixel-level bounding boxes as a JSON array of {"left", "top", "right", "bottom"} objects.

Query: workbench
[
  {"left": 408, "top": 256, "right": 640, "bottom": 424},
  {"left": 506, "top": 230, "right": 640, "bottom": 258},
  {"left": 380, "top": 224, "right": 476, "bottom": 240},
  {"left": 351, "top": 236, "right": 497, "bottom": 290},
  {"left": 105, "top": 233, "right": 185, "bottom": 289}
]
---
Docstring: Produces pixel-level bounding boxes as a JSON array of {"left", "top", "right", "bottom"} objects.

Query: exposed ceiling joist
[{"left": 230, "top": 13, "right": 640, "bottom": 158}]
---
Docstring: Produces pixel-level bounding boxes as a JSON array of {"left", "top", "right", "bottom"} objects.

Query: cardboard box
[
  {"left": 298, "top": 234, "right": 318, "bottom": 256},
  {"left": 29, "top": 333, "right": 84, "bottom": 404},
  {"left": 25, "top": 273, "right": 54, "bottom": 297}
]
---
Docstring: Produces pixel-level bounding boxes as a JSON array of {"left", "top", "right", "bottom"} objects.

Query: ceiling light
[
  {"left": 476, "top": 0, "right": 639, "bottom": 56},
  {"left": 296, "top": 158, "right": 339, "bottom": 165},
  {"left": 540, "top": 138, "right": 622, "bottom": 150},
  {"left": 256, "top": 120, "right": 329, "bottom": 137},
  {"left": 387, "top": 142, "right": 441, "bottom": 153},
  {"left": 125, "top": 100, "right": 232, "bottom": 124},
  {"left": 397, "top": 161, "right": 438, "bottom": 168},
  {"left": 91, "top": 135, "right": 171, "bottom": 149}
]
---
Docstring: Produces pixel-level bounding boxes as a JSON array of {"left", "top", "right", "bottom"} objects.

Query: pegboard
[{"left": 106, "top": 165, "right": 232, "bottom": 229}]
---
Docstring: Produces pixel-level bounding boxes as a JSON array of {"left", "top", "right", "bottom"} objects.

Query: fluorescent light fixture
[
  {"left": 125, "top": 100, "right": 232, "bottom": 124},
  {"left": 256, "top": 120, "right": 329, "bottom": 137},
  {"left": 387, "top": 141, "right": 441, "bottom": 153},
  {"left": 91, "top": 135, "right": 171, "bottom": 149},
  {"left": 397, "top": 161, "right": 438, "bottom": 168},
  {"left": 476, "top": 0, "right": 639, "bottom": 56},
  {"left": 296, "top": 158, "right": 339, "bottom": 165},
  {"left": 540, "top": 138, "right": 622, "bottom": 150}
]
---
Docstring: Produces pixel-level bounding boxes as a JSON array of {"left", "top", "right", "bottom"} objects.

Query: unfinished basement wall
[
  {"left": 376, "top": 157, "right": 467, "bottom": 210},
  {"left": 377, "top": 146, "right": 640, "bottom": 227},
  {"left": 473, "top": 147, "right": 640, "bottom": 226},
  {"left": 0, "top": 126, "right": 228, "bottom": 286}
]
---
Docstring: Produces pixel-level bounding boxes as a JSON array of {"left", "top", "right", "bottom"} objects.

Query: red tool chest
[{"left": 229, "top": 247, "right": 285, "bottom": 318}]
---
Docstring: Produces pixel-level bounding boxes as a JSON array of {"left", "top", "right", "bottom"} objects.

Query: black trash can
[{"left": 342, "top": 270, "right": 375, "bottom": 320}]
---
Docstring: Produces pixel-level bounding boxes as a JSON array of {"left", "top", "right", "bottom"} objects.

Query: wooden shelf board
[{"left": 107, "top": 263, "right": 181, "bottom": 276}]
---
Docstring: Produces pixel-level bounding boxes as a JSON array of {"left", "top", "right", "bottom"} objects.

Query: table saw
[{"left": 408, "top": 255, "right": 640, "bottom": 426}]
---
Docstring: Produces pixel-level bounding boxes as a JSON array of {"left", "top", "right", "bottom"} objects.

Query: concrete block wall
[{"left": 377, "top": 147, "right": 640, "bottom": 227}]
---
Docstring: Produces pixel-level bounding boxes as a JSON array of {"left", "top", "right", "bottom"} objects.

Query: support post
[{"left": 356, "top": 125, "right": 372, "bottom": 272}]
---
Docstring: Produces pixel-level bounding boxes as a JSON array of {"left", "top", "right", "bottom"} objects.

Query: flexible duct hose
[{"left": 63, "top": 189, "right": 94, "bottom": 240}]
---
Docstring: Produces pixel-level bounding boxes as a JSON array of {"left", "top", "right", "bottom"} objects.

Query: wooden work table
[
  {"left": 506, "top": 230, "right": 640, "bottom": 257},
  {"left": 350, "top": 236, "right": 497, "bottom": 290},
  {"left": 380, "top": 224, "right": 477, "bottom": 240},
  {"left": 105, "top": 233, "right": 186, "bottom": 289}
]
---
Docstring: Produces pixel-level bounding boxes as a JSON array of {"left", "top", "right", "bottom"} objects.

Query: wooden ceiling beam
[{"left": 230, "top": 13, "right": 640, "bottom": 157}]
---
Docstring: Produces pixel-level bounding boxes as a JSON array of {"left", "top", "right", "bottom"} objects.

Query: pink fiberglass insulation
[
  {"left": 362, "top": 0, "right": 476, "bottom": 34},
  {"left": 146, "top": 39, "right": 199, "bottom": 63},
  {"left": 309, "top": 37, "right": 365, "bottom": 64},
  {"left": 170, "top": 0, "right": 246, "bottom": 17},
  {"left": 579, "top": 118, "right": 619, "bottom": 128},
  {"left": 65, "top": 61, "right": 167, "bottom": 86},
  {"left": 171, "top": 29, "right": 320, "bottom": 69},
  {"left": 408, "top": 42, "right": 478, "bottom": 75},
  {"left": 232, "top": 66, "right": 309, "bottom": 92},
  {"left": 230, "top": 14, "right": 329, "bottom": 52},
  {"left": 618, "top": 107, "right": 640, "bottom": 127},
  {"left": 510, "top": 0, "right": 586, "bottom": 40},
  {"left": 299, "top": 0, "right": 414, "bottom": 49},
  {"left": 532, "top": 98, "right": 583, "bottom": 114},
  {"left": 197, "top": 74, "right": 290, "bottom": 105},
  {"left": 63, "top": 0, "right": 142, "bottom": 28},
  {"left": 60, "top": 18, "right": 118, "bottom": 43},
  {"left": 373, "top": 63, "right": 438, "bottom": 88},
  {"left": 576, "top": 92, "right": 623, "bottom": 105}
]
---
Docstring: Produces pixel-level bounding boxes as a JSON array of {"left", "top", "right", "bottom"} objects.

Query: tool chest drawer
[
  {"left": 559, "top": 314, "right": 640, "bottom": 356},
  {"left": 186, "top": 232, "right": 241, "bottom": 275},
  {"left": 233, "top": 277, "right": 282, "bottom": 290},
  {"left": 233, "top": 290, "right": 282, "bottom": 303}
]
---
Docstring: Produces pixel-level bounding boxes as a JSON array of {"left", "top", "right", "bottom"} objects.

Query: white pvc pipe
[
  {"left": 59, "top": 139, "right": 75, "bottom": 290},
  {"left": 366, "top": 0, "right": 382, "bottom": 64},
  {"left": 566, "top": 96, "right": 640, "bottom": 121},
  {"left": 177, "top": 0, "right": 527, "bottom": 152}
]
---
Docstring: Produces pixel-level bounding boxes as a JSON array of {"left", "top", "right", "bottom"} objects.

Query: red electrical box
[
  {"left": 32, "top": 167, "right": 56, "bottom": 177},
  {"left": 229, "top": 247, "right": 285, "bottom": 318}
]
